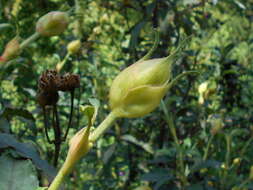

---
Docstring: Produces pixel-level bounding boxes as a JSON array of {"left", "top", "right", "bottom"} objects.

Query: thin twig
[
  {"left": 63, "top": 90, "right": 75, "bottom": 141},
  {"left": 53, "top": 105, "right": 61, "bottom": 167}
]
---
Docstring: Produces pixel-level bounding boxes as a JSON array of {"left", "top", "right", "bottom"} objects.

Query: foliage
[{"left": 1, "top": 0, "right": 253, "bottom": 190}]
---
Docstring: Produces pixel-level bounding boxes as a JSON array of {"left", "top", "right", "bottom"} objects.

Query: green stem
[
  {"left": 56, "top": 52, "right": 70, "bottom": 72},
  {"left": 48, "top": 167, "right": 66, "bottom": 190},
  {"left": 48, "top": 111, "right": 118, "bottom": 190},
  {"left": 225, "top": 134, "right": 231, "bottom": 169},
  {"left": 203, "top": 134, "right": 214, "bottom": 161},
  {"left": 161, "top": 100, "right": 188, "bottom": 187},
  {"left": 221, "top": 134, "right": 232, "bottom": 189},
  {"left": 238, "top": 178, "right": 250, "bottom": 188},
  {"left": 167, "top": 71, "right": 199, "bottom": 90},
  {"left": 239, "top": 137, "right": 253, "bottom": 157},
  {"left": 89, "top": 111, "right": 118, "bottom": 142},
  {"left": 20, "top": 32, "right": 40, "bottom": 49},
  {"left": 138, "top": 29, "right": 159, "bottom": 62}
]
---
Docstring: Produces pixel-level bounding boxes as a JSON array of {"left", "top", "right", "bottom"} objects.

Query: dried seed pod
[
  {"left": 37, "top": 69, "right": 61, "bottom": 106},
  {"left": 38, "top": 69, "right": 61, "bottom": 92},
  {"left": 58, "top": 73, "right": 80, "bottom": 92},
  {"left": 37, "top": 90, "right": 59, "bottom": 107}
]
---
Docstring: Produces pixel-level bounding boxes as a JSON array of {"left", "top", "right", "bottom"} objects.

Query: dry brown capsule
[
  {"left": 37, "top": 69, "right": 61, "bottom": 106},
  {"left": 57, "top": 73, "right": 80, "bottom": 92}
]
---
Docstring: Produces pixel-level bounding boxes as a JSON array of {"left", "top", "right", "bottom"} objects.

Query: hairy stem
[
  {"left": 20, "top": 32, "right": 40, "bottom": 49},
  {"left": 89, "top": 111, "right": 118, "bottom": 142}
]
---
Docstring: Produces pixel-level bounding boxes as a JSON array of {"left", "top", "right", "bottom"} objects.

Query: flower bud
[
  {"left": 67, "top": 40, "right": 81, "bottom": 54},
  {"left": 109, "top": 57, "right": 172, "bottom": 118},
  {"left": 62, "top": 127, "right": 92, "bottom": 174},
  {"left": 233, "top": 158, "right": 241, "bottom": 165},
  {"left": 198, "top": 81, "right": 208, "bottom": 104},
  {"left": 36, "top": 11, "right": 69, "bottom": 37},
  {"left": 1, "top": 37, "right": 21, "bottom": 62},
  {"left": 109, "top": 32, "right": 196, "bottom": 118}
]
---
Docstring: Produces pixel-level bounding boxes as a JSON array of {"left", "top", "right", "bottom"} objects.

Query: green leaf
[
  {"left": 140, "top": 168, "right": 172, "bottom": 190},
  {"left": 102, "top": 144, "right": 116, "bottom": 164},
  {"left": 80, "top": 99, "right": 100, "bottom": 126},
  {"left": 0, "top": 116, "right": 10, "bottom": 133},
  {"left": 121, "top": 135, "right": 154, "bottom": 154},
  {"left": 129, "top": 21, "right": 146, "bottom": 51},
  {"left": 0, "top": 155, "right": 39, "bottom": 190},
  {"left": 0, "top": 107, "right": 35, "bottom": 121},
  {"left": 0, "top": 133, "right": 56, "bottom": 179},
  {"left": 191, "top": 159, "right": 221, "bottom": 172}
]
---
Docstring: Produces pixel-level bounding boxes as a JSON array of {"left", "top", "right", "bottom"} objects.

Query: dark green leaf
[
  {"left": 1, "top": 107, "right": 35, "bottom": 121},
  {"left": 0, "top": 133, "right": 56, "bottom": 179},
  {"left": 0, "top": 155, "right": 39, "bottom": 190}
]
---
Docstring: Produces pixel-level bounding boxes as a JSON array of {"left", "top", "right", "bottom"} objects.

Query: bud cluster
[{"left": 1, "top": 11, "right": 69, "bottom": 63}]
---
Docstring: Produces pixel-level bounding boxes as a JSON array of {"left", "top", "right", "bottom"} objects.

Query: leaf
[
  {"left": 0, "top": 116, "right": 10, "bottom": 133},
  {"left": 191, "top": 159, "right": 221, "bottom": 172},
  {"left": 121, "top": 134, "right": 154, "bottom": 154},
  {"left": 188, "top": 184, "right": 204, "bottom": 190},
  {"left": 129, "top": 21, "right": 146, "bottom": 51},
  {"left": 0, "top": 23, "right": 12, "bottom": 31},
  {"left": 1, "top": 107, "right": 35, "bottom": 121},
  {"left": 140, "top": 168, "right": 173, "bottom": 190},
  {"left": 0, "top": 155, "right": 39, "bottom": 190},
  {"left": 234, "top": 0, "right": 246, "bottom": 9},
  {"left": 102, "top": 144, "right": 116, "bottom": 164},
  {"left": 0, "top": 133, "right": 56, "bottom": 179},
  {"left": 141, "top": 168, "right": 172, "bottom": 182}
]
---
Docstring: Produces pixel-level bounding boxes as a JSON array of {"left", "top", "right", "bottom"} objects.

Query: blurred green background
[{"left": 0, "top": 0, "right": 253, "bottom": 190}]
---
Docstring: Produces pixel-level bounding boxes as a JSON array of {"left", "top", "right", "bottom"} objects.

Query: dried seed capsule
[
  {"left": 38, "top": 69, "right": 61, "bottom": 92},
  {"left": 57, "top": 73, "right": 80, "bottom": 92},
  {"left": 37, "top": 90, "right": 59, "bottom": 107}
]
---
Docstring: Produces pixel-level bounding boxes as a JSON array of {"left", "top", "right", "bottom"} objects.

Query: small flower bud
[
  {"left": 36, "top": 11, "right": 69, "bottom": 37},
  {"left": 67, "top": 40, "right": 81, "bottom": 54},
  {"left": 1, "top": 37, "right": 21, "bottom": 62},
  {"left": 221, "top": 163, "right": 227, "bottom": 169},
  {"left": 198, "top": 81, "right": 208, "bottom": 104},
  {"left": 62, "top": 127, "right": 92, "bottom": 174},
  {"left": 233, "top": 158, "right": 241, "bottom": 165}
]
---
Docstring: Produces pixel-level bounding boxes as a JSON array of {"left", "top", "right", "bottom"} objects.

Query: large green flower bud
[
  {"left": 109, "top": 32, "right": 196, "bottom": 118},
  {"left": 36, "top": 11, "right": 69, "bottom": 37},
  {"left": 109, "top": 57, "right": 172, "bottom": 118}
]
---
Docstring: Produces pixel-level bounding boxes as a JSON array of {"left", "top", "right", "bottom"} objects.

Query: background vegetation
[{"left": 0, "top": 0, "right": 253, "bottom": 190}]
